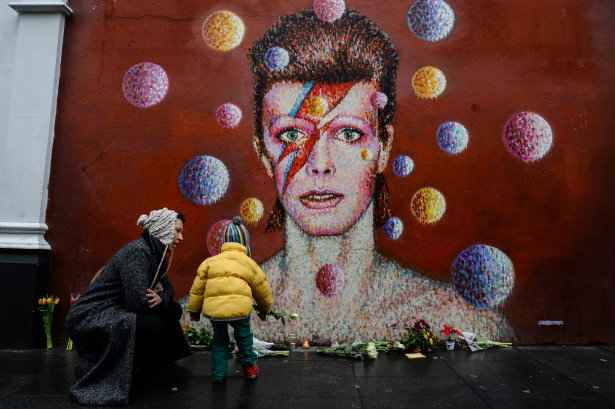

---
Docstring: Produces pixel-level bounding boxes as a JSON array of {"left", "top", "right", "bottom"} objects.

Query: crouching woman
[{"left": 65, "top": 208, "right": 191, "bottom": 405}]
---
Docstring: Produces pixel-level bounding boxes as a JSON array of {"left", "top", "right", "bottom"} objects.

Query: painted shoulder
[{"left": 374, "top": 252, "right": 515, "bottom": 340}]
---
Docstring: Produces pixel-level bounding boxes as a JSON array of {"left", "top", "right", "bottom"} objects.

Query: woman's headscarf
[{"left": 136, "top": 208, "right": 178, "bottom": 245}]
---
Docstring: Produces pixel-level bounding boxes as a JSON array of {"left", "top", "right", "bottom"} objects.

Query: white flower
[
  {"left": 366, "top": 342, "right": 378, "bottom": 359},
  {"left": 393, "top": 341, "right": 405, "bottom": 350},
  {"left": 289, "top": 313, "right": 299, "bottom": 320}
]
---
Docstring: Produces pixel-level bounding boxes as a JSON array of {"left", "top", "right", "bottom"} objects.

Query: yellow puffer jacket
[{"left": 186, "top": 242, "right": 272, "bottom": 320}]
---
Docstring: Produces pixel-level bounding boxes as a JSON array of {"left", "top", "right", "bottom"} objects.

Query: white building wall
[
  {"left": 0, "top": 1, "right": 72, "bottom": 250},
  {"left": 0, "top": 6, "right": 18, "bottom": 160}
]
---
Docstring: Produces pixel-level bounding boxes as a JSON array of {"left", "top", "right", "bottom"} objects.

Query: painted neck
[{"left": 283, "top": 202, "right": 376, "bottom": 275}]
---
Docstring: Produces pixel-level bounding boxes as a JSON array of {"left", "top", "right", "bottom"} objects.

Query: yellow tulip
[
  {"left": 53, "top": 297, "right": 60, "bottom": 304},
  {"left": 38, "top": 298, "right": 44, "bottom": 305},
  {"left": 46, "top": 297, "right": 54, "bottom": 304}
]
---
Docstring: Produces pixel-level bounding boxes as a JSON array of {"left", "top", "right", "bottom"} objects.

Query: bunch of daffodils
[{"left": 38, "top": 295, "right": 60, "bottom": 349}]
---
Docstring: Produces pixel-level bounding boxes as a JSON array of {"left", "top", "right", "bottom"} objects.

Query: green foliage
[{"left": 185, "top": 327, "right": 213, "bottom": 349}]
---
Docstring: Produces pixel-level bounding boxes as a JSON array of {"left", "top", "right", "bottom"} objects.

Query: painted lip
[{"left": 299, "top": 190, "right": 344, "bottom": 209}]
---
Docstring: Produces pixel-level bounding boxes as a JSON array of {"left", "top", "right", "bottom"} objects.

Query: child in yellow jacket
[{"left": 187, "top": 217, "right": 272, "bottom": 382}]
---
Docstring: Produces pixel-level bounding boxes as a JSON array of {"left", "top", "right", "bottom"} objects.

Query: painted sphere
[
  {"left": 265, "top": 47, "right": 290, "bottom": 71},
  {"left": 411, "top": 187, "right": 446, "bottom": 224},
  {"left": 503, "top": 112, "right": 553, "bottom": 162},
  {"left": 202, "top": 10, "right": 245, "bottom": 52},
  {"left": 313, "top": 0, "right": 346, "bottom": 23},
  {"left": 240, "top": 197, "right": 264, "bottom": 225},
  {"left": 359, "top": 148, "right": 373, "bottom": 161},
  {"left": 437, "top": 121, "right": 469, "bottom": 155},
  {"left": 206, "top": 219, "right": 232, "bottom": 256},
  {"left": 384, "top": 217, "right": 404, "bottom": 240},
  {"left": 122, "top": 62, "right": 169, "bottom": 108},
  {"left": 178, "top": 155, "right": 230, "bottom": 206},
  {"left": 371, "top": 92, "right": 388, "bottom": 109},
  {"left": 393, "top": 155, "right": 415, "bottom": 177},
  {"left": 412, "top": 66, "right": 447, "bottom": 99},
  {"left": 216, "top": 103, "right": 242, "bottom": 129},
  {"left": 305, "top": 96, "right": 329, "bottom": 117},
  {"left": 407, "top": 0, "right": 455, "bottom": 42},
  {"left": 315, "top": 264, "right": 345, "bottom": 297},
  {"left": 451, "top": 244, "right": 515, "bottom": 309}
]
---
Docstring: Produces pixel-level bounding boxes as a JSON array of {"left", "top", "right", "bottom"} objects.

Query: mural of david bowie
[{"left": 248, "top": 9, "right": 514, "bottom": 343}]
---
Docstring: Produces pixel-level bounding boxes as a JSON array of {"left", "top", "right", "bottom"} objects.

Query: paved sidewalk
[{"left": 1, "top": 346, "right": 614, "bottom": 409}]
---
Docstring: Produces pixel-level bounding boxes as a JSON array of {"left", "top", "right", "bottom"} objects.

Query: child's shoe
[{"left": 243, "top": 364, "right": 259, "bottom": 380}]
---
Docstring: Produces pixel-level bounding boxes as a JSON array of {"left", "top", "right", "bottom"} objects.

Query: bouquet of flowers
[
  {"left": 38, "top": 295, "right": 60, "bottom": 349},
  {"left": 401, "top": 319, "right": 437, "bottom": 353},
  {"left": 318, "top": 340, "right": 404, "bottom": 360},
  {"left": 441, "top": 324, "right": 462, "bottom": 350}
]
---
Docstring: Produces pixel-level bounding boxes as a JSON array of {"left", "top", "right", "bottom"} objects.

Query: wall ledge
[
  {"left": 9, "top": 1, "right": 73, "bottom": 16},
  {"left": 0, "top": 222, "right": 51, "bottom": 250}
]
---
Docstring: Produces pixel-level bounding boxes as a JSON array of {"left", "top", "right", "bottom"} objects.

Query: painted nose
[{"left": 306, "top": 136, "right": 335, "bottom": 176}]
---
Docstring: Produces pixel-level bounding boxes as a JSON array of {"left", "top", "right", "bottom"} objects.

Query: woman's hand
[{"left": 146, "top": 289, "right": 162, "bottom": 308}]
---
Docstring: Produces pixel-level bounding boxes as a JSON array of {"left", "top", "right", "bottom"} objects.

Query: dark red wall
[{"left": 48, "top": 0, "right": 615, "bottom": 343}]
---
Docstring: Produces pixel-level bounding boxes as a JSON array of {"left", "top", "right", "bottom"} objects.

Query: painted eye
[
  {"left": 278, "top": 128, "right": 307, "bottom": 144},
  {"left": 336, "top": 128, "right": 363, "bottom": 143}
]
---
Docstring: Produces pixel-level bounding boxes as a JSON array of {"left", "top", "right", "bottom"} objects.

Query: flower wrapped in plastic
[
  {"left": 461, "top": 331, "right": 512, "bottom": 352},
  {"left": 318, "top": 340, "right": 400, "bottom": 360},
  {"left": 252, "top": 337, "right": 289, "bottom": 357}
]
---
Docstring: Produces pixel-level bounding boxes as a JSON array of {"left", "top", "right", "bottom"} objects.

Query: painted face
[{"left": 261, "top": 80, "right": 388, "bottom": 236}]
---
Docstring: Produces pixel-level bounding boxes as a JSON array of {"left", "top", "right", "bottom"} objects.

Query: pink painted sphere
[
  {"left": 503, "top": 112, "right": 553, "bottom": 162},
  {"left": 371, "top": 92, "right": 388, "bottom": 109},
  {"left": 315, "top": 264, "right": 345, "bottom": 297},
  {"left": 215, "top": 103, "right": 242, "bottom": 129},
  {"left": 122, "top": 62, "right": 169, "bottom": 108},
  {"left": 206, "top": 219, "right": 232, "bottom": 256},
  {"left": 313, "top": 0, "right": 346, "bottom": 23}
]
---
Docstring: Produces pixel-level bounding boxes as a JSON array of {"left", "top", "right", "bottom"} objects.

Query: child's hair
[{"left": 224, "top": 217, "right": 252, "bottom": 256}]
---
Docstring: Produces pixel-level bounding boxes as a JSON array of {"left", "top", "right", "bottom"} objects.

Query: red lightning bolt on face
[{"left": 278, "top": 81, "right": 355, "bottom": 193}]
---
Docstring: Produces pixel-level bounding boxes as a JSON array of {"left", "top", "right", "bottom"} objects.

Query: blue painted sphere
[
  {"left": 384, "top": 217, "right": 404, "bottom": 240},
  {"left": 178, "top": 155, "right": 230, "bottom": 205},
  {"left": 437, "top": 121, "right": 469, "bottom": 155},
  {"left": 393, "top": 155, "right": 414, "bottom": 177},
  {"left": 265, "top": 47, "right": 290, "bottom": 71},
  {"left": 451, "top": 244, "right": 514, "bottom": 309},
  {"left": 407, "top": 0, "right": 455, "bottom": 42}
]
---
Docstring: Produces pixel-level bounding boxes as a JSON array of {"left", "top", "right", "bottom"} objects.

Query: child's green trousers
[{"left": 210, "top": 317, "right": 256, "bottom": 380}]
